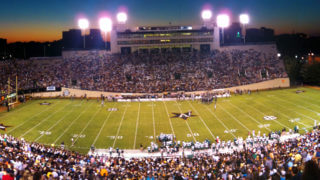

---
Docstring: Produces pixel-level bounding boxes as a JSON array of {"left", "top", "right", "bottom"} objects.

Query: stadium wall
[
  {"left": 220, "top": 43, "right": 277, "bottom": 54},
  {"left": 62, "top": 50, "right": 111, "bottom": 59},
  {"left": 28, "top": 78, "right": 289, "bottom": 98}
]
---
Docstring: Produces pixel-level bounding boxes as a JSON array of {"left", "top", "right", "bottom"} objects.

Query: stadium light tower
[
  {"left": 239, "top": 14, "right": 249, "bottom": 44},
  {"left": 117, "top": 12, "right": 127, "bottom": 24},
  {"left": 78, "top": 18, "right": 89, "bottom": 49},
  {"left": 201, "top": 10, "right": 212, "bottom": 21},
  {"left": 217, "top": 14, "right": 230, "bottom": 45},
  {"left": 99, "top": 17, "right": 112, "bottom": 49}
]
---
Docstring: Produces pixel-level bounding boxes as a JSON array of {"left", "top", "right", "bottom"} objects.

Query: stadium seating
[
  {"left": 0, "top": 127, "right": 319, "bottom": 179},
  {"left": 0, "top": 50, "right": 287, "bottom": 94}
]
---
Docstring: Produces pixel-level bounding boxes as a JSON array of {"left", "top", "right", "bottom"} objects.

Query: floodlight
[
  {"left": 78, "top": 18, "right": 89, "bottom": 30},
  {"left": 239, "top": 14, "right": 249, "bottom": 24},
  {"left": 217, "top": 14, "right": 230, "bottom": 28},
  {"left": 99, "top": 17, "right": 112, "bottom": 32},
  {"left": 117, "top": 12, "right": 127, "bottom": 23},
  {"left": 201, "top": 10, "right": 212, "bottom": 20},
  {"left": 277, "top": 53, "right": 281, "bottom": 57}
]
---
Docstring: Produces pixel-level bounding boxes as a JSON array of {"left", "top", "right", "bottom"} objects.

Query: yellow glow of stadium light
[
  {"left": 217, "top": 14, "right": 230, "bottom": 28},
  {"left": 239, "top": 14, "right": 249, "bottom": 24},
  {"left": 117, "top": 12, "right": 127, "bottom": 24},
  {"left": 201, "top": 10, "right": 212, "bottom": 20},
  {"left": 99, "top": 17, "right": 112, "bottom": 32},
  {"left": 78, "top": 18, "right": 89, "bottom": 30}
]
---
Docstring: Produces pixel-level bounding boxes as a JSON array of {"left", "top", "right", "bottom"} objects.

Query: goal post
[{"left": 5, "top": 76, "right": 19, "bottom": 110}]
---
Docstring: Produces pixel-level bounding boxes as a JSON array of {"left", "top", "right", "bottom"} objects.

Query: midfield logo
[{"left": 171, "top": 111, "right": 196, "bottom": 120}]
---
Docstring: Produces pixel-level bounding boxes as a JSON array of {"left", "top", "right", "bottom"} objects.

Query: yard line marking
[
  {"left": 133, "top": 103, "right": 141, "bottom": 149},
  {"left": 175, "top": 101, "right": 196, "bottom": 142},
  {"left": 277, "top": 90, "right": 320, "bottom": 108},
  {"left": 219, "top": 105, "right": 251, "bottom": 132},
  {"left": 162, "top": 101, "right": 175, "bottom": 135},
  {"left": 256, "top": 100, "right": 310, "bottom": 128},
  {"left": 34, "top": 101, "right": 84, "bottom": 142},
  {"left": 73, "top": 107, "right": 102, "bottom": 145},
  {"left": 247, "top": 101, "right": 291, "bottom": 129},
  {"left": 270, "top": 94, "right": 319, "bottom": 115},
  {"left": 264, "top": 96, "right": 317, "bottom": 123},
  {"left": 112, "top": 102, "right": 128, "bottom": 148},
  {"left": 187, "top": 101, "right": 215, "bottom": 139},
  {"left": 19, "top": 102, "right": 72, "bottom": 138},
  {"left": 203, "top": 105, "right": 236, "bottom": 138},
  {"left": 227, "top": 102, "right": 271, "bottom": 131},
  {"left": 91, "top": 104, "right": 116, "bottom": 146},
  {"left": 53, "top": 101, "right": 94, "bottom": 144},
  {"left": 0, "top": 100, "right": 37, "bottom": 120},
  {"left": 151, "top": 102, "right": 156, "bottom": 141},
  {"left": 7, "top": 101, "right": 62, "bottom": 133},
  {"left": 242, "top": 102, "right": 290, "bottom": 129}
]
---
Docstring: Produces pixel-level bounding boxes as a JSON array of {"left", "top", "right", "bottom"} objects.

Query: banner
[{"left": 46, "top": 86, "right": 56, "bottom": 91}]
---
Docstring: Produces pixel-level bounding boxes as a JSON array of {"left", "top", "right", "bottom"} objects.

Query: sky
[{"left": 0, "top": 0, "right": 320, "bottom": 43}]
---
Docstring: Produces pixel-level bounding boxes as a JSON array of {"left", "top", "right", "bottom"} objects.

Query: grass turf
[{"left": 0, "top": 87, "right": 320, "bottom": 154}]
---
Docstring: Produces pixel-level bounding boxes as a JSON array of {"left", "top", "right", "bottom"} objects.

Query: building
[
  {"left": 62, "top": 29, "right": 82, "bottom": 50},
  {"left": 86, "top": 29, "right": 104, "bottom": 49},
  {"left": 223, "top": 23, "right": 243, "bottom": 44},
  {"left": 0, "top": 38, "right": 7, "bottom": 58},
  {"left": 110, "top": 25, "right": 220, "bottom": 54},
  {"left": 246, "top": 27, "right": 274, "bottom": 42}
]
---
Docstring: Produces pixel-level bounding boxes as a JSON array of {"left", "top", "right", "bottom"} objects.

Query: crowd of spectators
[
  {"left": 0, "top": 126, "right": 319, "bottom": 179},
  {"left": 0, "top": 50, "right": 287, "bottom": 95}
]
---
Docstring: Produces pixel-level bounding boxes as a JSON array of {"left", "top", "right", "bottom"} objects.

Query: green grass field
[{"left": 0, "top": 87, "right": 320, "bottom": 154}]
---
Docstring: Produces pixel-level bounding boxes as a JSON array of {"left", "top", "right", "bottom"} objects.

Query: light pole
[
  {"left": 217, "top": 14, "right": 230, "bottom": 45},
  {"left": 99, "top": 17, "right": 112, "bottom": 49},
  {"left": 78, "top": 18, "right": 89, "bottom": 49},
  {"left": 239, "top": 14, "right": 249, "bottom": 44}
]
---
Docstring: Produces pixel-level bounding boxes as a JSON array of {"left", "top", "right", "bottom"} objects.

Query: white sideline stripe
[
  {"left": 53, "top": 102, "right": 94, "bottom": 144},
  {"left": 151, "top": 102, "right": 156, "bottom": 141},
  {"left": 0, "top": 100, "right": 37, "bottom": 119},
  {"left": 20, "top": 102, "right": 72, "bottom": 138},
  {"left": 175, "top": 101, "right": 196, "bottom": 142},
  {"left": 34, "top": 101, "right": 84, "bottom": 141},
  {"left": 187, "top": 101, "right": 215, "bottom": 139},
  {"left": 91, "top": 104, "right": 115, "bottom": 146},
  {"left": 204, "top": 105, "right": 236, "bottom": 138},
  {"left": 112, "top": 103, "right": 128, "bottom": 148},
  {"left": 266, "top": 96, "right": 316, "bottom": 125},
  {"left": 277, "top": 90, "right": 320, "bottom": 109},
  {"left": 162, "top": 101, "right": 175, "bottom": 135},
  {"left": 271, "top": 94, "right": 319, "bottom": 114},
  {"left": 73, "top": 107, "right": 102, "bottom": 145},
  {"left": 133, "top": 103, "right": 141, "bottom": 149},
  {"left": 227, "top": 102, "right": 271, "bottom": 132},
  {"left": 219, "top": 105, "right": 251, "bottom": 132},
  {"left": 248, "top": 101, "right": 291, "bottom": 129},
  {"left": 7, "top": 101, "right": 62, "bottom": 133}
]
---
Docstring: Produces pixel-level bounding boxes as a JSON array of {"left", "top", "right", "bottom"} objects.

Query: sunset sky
[{"left": 1, "top": 0, "right": 319, "bottom": 43}]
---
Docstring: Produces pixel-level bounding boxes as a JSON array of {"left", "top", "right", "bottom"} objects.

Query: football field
[{"left": 1, "top": 87, "right": 320, "bottom": 154}]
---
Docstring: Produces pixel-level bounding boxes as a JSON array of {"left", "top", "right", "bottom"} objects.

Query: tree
[
  {"left": 301, "top": 62, "right": 320, "bottom": 86},
  {"left": 283, "top": 56, "right": 304, "bottom": 85}
]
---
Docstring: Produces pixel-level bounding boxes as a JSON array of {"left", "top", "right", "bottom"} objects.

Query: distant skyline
[{"left": 1, "top": 0, "right": 320, "bottom": 43}]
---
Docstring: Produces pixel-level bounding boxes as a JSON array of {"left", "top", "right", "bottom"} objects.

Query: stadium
[{"left": 1, "top": 2, "right": 320, "bottom": 179}]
